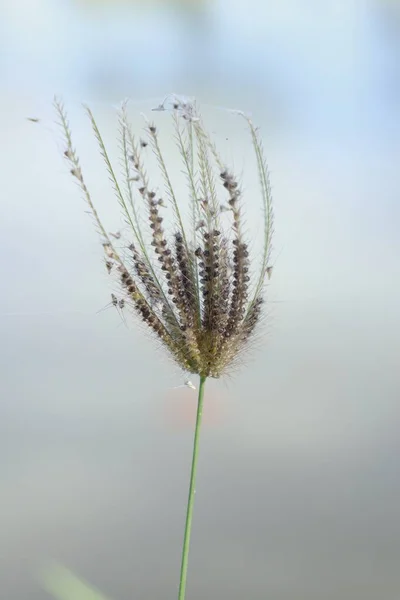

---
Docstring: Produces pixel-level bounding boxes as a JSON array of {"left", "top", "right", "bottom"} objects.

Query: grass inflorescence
[{"left": 54, "top": 95, "right": 273, "bottom": 378}]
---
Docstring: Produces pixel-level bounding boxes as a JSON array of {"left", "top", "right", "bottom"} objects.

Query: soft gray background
[{"left": 1, "top": 0, "right": 400, "bottom": 598}]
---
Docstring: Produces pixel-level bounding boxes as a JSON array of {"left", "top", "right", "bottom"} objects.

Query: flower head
[{"left": 54, "top": 96, "right": 273, "bottom": 378}]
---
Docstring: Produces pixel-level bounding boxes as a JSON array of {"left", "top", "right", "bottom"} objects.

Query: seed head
[{"left": 54, "top": 97, "right": 274, "bottom": 378}]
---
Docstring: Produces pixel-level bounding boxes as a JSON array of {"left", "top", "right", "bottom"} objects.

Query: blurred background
[{"left": 1, "top": 0, "right": 400, "bottom": 598}]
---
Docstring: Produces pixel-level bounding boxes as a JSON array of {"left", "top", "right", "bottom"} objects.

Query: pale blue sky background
[{"left": 1, "top": 1, "right": 400, "bottom": 599}]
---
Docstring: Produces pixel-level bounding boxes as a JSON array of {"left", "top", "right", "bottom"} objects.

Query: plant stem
[{"left": 178, "top": 375, "right": 206, "bottom": 600}]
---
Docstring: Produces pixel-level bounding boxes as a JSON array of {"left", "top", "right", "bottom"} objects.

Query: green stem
[{"left": 178, "top": 375, "right": 206, "bottom": 600}]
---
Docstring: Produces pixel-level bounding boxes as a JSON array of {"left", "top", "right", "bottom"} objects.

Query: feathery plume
[{"left": 53, "top": 96, "right": 273, "bottom": 378}]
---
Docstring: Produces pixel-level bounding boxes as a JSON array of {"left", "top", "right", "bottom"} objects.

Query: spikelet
[{"left": 54, "top": 96, "right": 274, "bottom": 378}]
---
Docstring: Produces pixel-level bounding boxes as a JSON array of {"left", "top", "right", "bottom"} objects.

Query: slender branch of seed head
[
  {"left": 146, "top": 192, "right": 193, "bottom": 328},
  {"left": 187, "top": 118, "right": 195, "bottom": 173},
  {"left": 224, "top": 240, "right": 249, "bottom": 338},
  {"left": 54, "top": 98, "right": 110, "bottom": 244},
  {"left": 146, "top": 118, "right": 202, "bottom": 330},
  {"left": 172, "top": 111, "right": 201, "bottom": 230},
  {"left": 193, "top": 121, "right": 220, "bottom": 225},
  {"left": 84, "top": 106, "right": 145, "bottom": 247},
  {"left": 122, "top": 110, "right": 151, "bottom": 192},
  {"left": 118, "top": 105, "right": 144, "bottom": 243},
  {"left": 207, "top": 231, "right": 223, "bottom": 343},
  {"left": 186, "top": 119, "right": 199, "bottom": 252},
  {"left": 173, "top": 232, "right": 200, "bottom": 328},
  {"left": 185, "top": 114, "right": 197, "bottom": 231},
  {"left": 217, "top": 168, "right": 250, "bottom": 339},
  {"left": 240, "top": 114, "right": 274, "bottom": 303},
  {"left": 201, "top": 123, "right": 226, "bottom": 174},
  {"left": 119, "top": 106, "right": 173, "bottom": 309},
  {"left": 145, "top": 120, "right": 190, "bottom": 252},
  {"left": 197, "top": 233, "right": 216, "bottom": 333},
  {"left": 213, "top": 235, "right": 231, "bottom": 334},
  {"left": 172, "top": 112, "right": 202, "bottom": 322},
  {"left": 193, "top": 122, "right": 231, "bottom": 345},
  {"left": 189, "top": 113, "right": 236, "bottom": 342}
]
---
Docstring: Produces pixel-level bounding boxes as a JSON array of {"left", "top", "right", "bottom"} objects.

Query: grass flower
[{"left": 54, "top": 94, "right": 274, "bottom": 600}]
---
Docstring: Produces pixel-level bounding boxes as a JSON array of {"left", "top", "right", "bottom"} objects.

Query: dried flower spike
[{"left": 53, "top": 97, "right": 273, "bottom": 379}]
